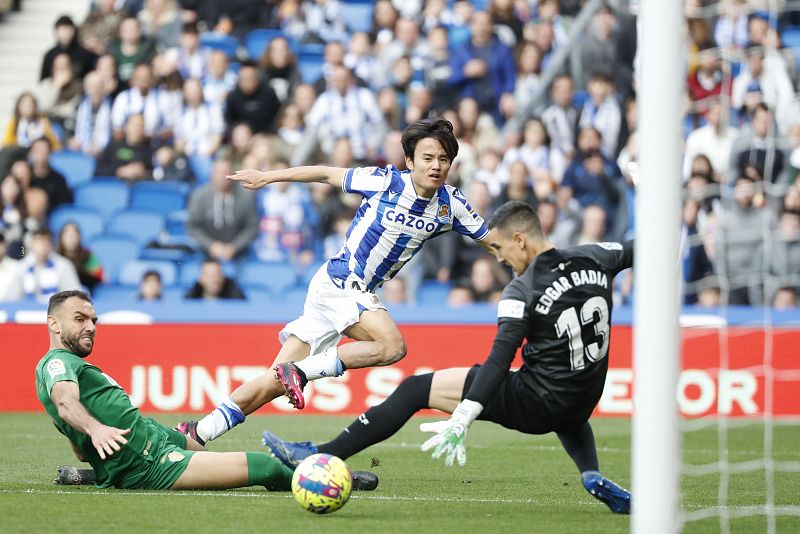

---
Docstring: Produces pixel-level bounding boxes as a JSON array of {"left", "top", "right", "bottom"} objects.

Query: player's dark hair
[
  {"left": 488, "top": 200, "right": 544, "bottom": 238},
  {"left": 401, "top": 114, "right": 459, "bottom": 162},
  {"left": 47, "top": 290, "right": 92, "bottom": 316}
]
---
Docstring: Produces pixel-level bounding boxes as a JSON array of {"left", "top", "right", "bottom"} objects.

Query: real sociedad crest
[{"left": 435, "top": 203, "right": 451, "bottom": 224}]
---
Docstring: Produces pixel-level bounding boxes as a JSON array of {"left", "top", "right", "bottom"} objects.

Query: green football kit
[{"left": 35, "top": 348, "right": 197, "bottom": 489}]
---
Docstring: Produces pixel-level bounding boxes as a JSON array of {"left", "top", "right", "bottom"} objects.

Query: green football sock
[{"left": 246, "top": 451, "right": 293, "bottom": 491}]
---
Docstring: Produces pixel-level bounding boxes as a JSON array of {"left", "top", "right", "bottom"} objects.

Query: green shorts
[{"left": 117, "top": 420, "right": 195, "bottom": 490}]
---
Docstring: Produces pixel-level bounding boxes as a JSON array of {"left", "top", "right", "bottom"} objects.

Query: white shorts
[{"left": 279, "top": 265, "right": 387, "bottom": 354}]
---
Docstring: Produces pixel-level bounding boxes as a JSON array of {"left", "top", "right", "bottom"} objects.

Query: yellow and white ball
[{"left": 291, "top": 453, "right": 353, "bottom": 514}]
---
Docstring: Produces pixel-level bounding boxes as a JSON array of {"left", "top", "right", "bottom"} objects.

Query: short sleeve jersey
[
  {"left": 497, "top": 241, "right": 634, "bottom": 425},
  {"left": 327, "top": 165, "right": 489, "bottom": 291},
  {"left": 35, "top": 349, "right": 152, "bottom": 487}
]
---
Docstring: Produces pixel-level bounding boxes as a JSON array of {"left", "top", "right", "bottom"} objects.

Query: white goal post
[{"left": 631, "top": 0, "right": 684, "bottom": 532}]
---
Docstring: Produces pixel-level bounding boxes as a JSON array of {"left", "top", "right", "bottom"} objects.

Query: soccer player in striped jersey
[{"left": 177, "top": 115, "right": 493, "bottom": 446}]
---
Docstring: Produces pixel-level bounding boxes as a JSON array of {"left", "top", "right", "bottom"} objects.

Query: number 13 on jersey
[{"left": 554, "top": 296, "right": 610, "bottom": 371}]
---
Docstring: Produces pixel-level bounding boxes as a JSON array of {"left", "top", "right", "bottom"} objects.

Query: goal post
[{"left": 631, "top": 0, "right": 684, "bottom": 532}]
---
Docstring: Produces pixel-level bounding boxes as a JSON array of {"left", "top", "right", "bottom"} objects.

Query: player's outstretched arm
[
  {"left": 50, "top": 381, "right": 130, "bottom": 460},
  {"left": 227, "top": 166, "right": 347, "bottom": 191}
]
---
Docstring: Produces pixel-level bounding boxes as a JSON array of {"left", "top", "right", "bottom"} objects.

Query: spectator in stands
[
  {"left": 138, "top": 0, "right": 182, "bottom": 50},
  {"left": 370, "top": 0, "right": 399, "bottom": 49},
  {"left": 185, "top": 259, "right": 245, "bottom": 300},
  {"left": 56, "top": 222, "right": 104, "bottom": 291},
  {"left": 298, "top": 65, "right": 386, "bottom": 165},
  {"left": 732, "top": 45, "right": 794, "bottom": 134},
  {"left": 1, "top": 174, "right": 26, "bottom": 252},
  {"left": 79, "top": 0, "right": 126, "bottom": 55},
  {"left": 0, "top": 233, "right": 20, "bottom": 301},
  {"left": 578, "top": 73, "right": 621, "bottom": 160},
  {"left": 449, "top": 10, "right": 515, "bottom": 123},
  {"left": 111, "top": 62, "right": 174, "bottom": 140},
  {"left": 258, "top": 37, "right": 301, "bottom": 105},
  {"left": 447, "top": 283, "right": 475, "bottom": 306},
  {"left": 770, "top": 208, "right": 800, "bottom": 293},
  {"left": 490, "top": 0, "right": 522, "bottom": 46},
  {"left": 167, "top": 22, "right": 208, "bottom": 80},
  {"left": 271, "top": 103, "right": 306, "bottom": 163},
  {"left": 574, "top": 204, "right": 608, "bottom": 246},
  {"left": 576, "top": 6, "right": 619, "bottom": 90},
  {"left": 69, "top": 71, "right": 112, "bottom": 156},
  {"left": 96, "top": 113, "right": 153, "bottom": 181},
  {"left": 312, "top": 41, "right": 348, "bottom": 95},
  {"left": 108, "top": 15, "right": 157, "bottom": 82},
  {"left": 28, "top": 137, "right": 71, "bottom": 211},
  {"left": 36, "top": 53, "right": 83, "bottom": 137},
  {"left": 715, "top": 175, "right": 769, "bottom": 305},
  {"left": 541, "top": 74, "right": 578, "bottom": 160},
  {"left": 174, "top": 78, "right": 224, "bottom": 159},
  {"left": 537, "top": 196, "right": 578, "bottom": 249},
  {"left": 2, "top": 92, "right": 61, "bottom": 151},
  {"left": 513, "top": 42, "right": 543, "bottom": 117},
  {"left": 683, "top": 98, "right": 738, "bottom": 182},
  {"left": 302, "top": 0, "right": 347, "bottom": 44},
  {"left": 421, "top": 26, "right": 456, "bottom": 111},
  {"left": 686, "top": 44, "right": 731, "bottom": 115},
  {"left": 733, "top": 103, "right": 784, "bottom": 184},
  {"left": 381, "top": 276, "right": 408, "bottom": 305},
  {"left": 201, "top": 0, "right": 268, "bottom": 39},
  {"left": 7, "top": 228, "right": 80, "bottom": 302},
  {"left": 772, "top": 287, "right": 798, "bottom": 310},
  {"left": 40, "top": 15, "right": 96, "bottom": 82},
  {"left": 187, "top": 157, "right": 258, "bottom": 261},
  {"left": 465, "top": 256, "right": 506, "bottom": 303},
  {"left": 345, "top": 32, "right": 375, "bottom": 86},
  {"left": 137, "top": 269, "right": 163, "bottom": 301},
  {"left": 202, "top": 50, "right": 237, "bottom": 106},
  {"left": 713, "top": 0, "right": 748, "bottom": 51},
  {"left": 94, "top": 54, "right": 124, "bottom": 100},
  {"left": 375, "top": 17, "right": 429, "bottom": 85},
  {"left": 491, "top": 160, "right": 537, "bottom": 213},
  {"left": 253, "top": 169, "right": 319, "bottom": 265},
  {"left": 224, "top": 61, "right": 281, "bottom": 135}
]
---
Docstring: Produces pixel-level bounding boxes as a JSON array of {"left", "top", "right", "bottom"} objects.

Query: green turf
[{"left": 1, "top": 414, "right": 798, "bottom": 533}]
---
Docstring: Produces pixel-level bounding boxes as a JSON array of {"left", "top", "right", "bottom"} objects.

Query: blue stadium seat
[
  {"left": 243, "top": 285, "right": 273, "bottom": 302},
  {"left": 107, "top": 209, "right": 165, "bottom": 245},
  {"left": 298, "top": 52, "right": 325, "bottom": 84},
  {"left": 239, "top": 261, "right": 298, "bottom": 294},
  {"left": 188, "top": 154, "right": 212, "bottom": 183},
  {"left": 416, "top": 281, "right": 452, "bottom": 305},
  {"left": 49, "top": 151, "right": 95, "bottom": 189},
  {"left": 282, "top": 286, "right": 308, "bottom": 307},
  {"left": 244, "top": 29, "right": 293, "bottom": 60},
  {"left": 300, "top": 261, "right": 325, "bottom": 285},
  {"left": 119, "top": 259, "right": 178, "bottom": 286},
  {"left": 74, "top": 180, "right": 130, "bottom": 218},
  {"left": 177, "top": 257, "right": 238, "bottom": 287},
  {"left": 49, "top": 206, "right": 105, "bottom": 241},
  {"left": 129, "top": 183, "right": 187, "bottom": 214},
  {"left": 341, "top": 3, "right": 374, "bottom": 33},
  {"left": 298, "top": 42, "right": 325, "bottom": 55},
  {"left": 139, "top": 246, "right": 192, "bottom": 263},
  {"left": 86, "top": 235, "right": 140, "bottom": 283},
  {"left": 165, "top": 210, "right": 189, "bottom": 236},
  {"left": 163, "top": 285, "right": 189, "bottom": 302},
  {"left": 92, "top": 285, "right": 138, "bottom": 302},
  {"left": 782, "top": 26, "right": 800, "bottom": 49},
  {"left": 200, "top": 32, "right": 240, "bottom": 58},
  {"left": 572, "top": 90, "right": 590, "bottom": 109}
]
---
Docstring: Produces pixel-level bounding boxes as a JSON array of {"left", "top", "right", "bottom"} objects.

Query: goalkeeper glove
[{"left": 420, "top": 399, "right": 483, "bottom": 467}]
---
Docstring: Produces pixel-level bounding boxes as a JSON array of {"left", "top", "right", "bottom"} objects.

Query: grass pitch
[{"left": 1, "top": 414, "right": 798, "bottom": 533}]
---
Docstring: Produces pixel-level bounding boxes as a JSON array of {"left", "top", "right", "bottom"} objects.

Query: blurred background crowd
[{"left": 0, "top": 0, "right": 799, "bottom": 310}]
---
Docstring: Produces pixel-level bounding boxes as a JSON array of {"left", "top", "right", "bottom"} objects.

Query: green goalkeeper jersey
[{"left": 35, "top": 348, "right": 161, "bottom": 488}]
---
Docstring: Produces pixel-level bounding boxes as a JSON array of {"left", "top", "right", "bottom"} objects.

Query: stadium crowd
[{"left": 0, "top": 0, "right": 799, "bottom": 309}]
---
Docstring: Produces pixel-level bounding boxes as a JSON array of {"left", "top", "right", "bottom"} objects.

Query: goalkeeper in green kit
[{"left": 35, "top": 290, "right": 294, "bottom": 491}]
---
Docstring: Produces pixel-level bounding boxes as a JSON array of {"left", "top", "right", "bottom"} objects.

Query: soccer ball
[{"left": 291, "top": 453, "right": 353, "bottom": 514}]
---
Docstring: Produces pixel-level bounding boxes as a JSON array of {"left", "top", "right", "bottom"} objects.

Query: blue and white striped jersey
[{"left": 327, "top": 165, "right": 489, "bottom": 291}]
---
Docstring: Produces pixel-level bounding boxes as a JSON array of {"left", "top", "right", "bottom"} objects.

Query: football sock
[
  {"left": 295, "top": 347, "right": 346, "bottom": 381},
  {"left": 556, "top": 421, "right": 599, "bottom": 473},
  {"left": 246, "top": 451, "right": 293, "bottom": 491},
  {"left": 196, "top": 398, "right": 246, "bottom": 442},
  {"left": 318, "top": 372, "right": 433, "bottom": 460}
]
